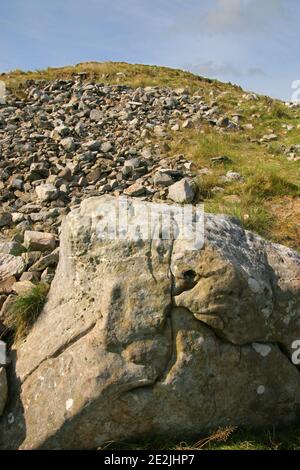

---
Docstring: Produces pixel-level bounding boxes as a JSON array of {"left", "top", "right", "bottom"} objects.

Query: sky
[{"left": 1, "top": 0, "right": 300, "bottom": 100}]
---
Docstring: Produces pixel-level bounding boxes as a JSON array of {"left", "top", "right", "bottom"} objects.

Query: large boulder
[{"left": 1, "top": 196, "right": 300, "bottom": 449}]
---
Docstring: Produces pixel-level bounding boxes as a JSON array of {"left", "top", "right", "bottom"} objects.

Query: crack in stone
[
  {"left": 182, "top": 306, "right": 300, "bottom": 376},
  {"left": 21, "top": 320, "right": 98, "bottom": 384},
  {"left": 146, "top": 236, "right": 157, "bottom": 283}
]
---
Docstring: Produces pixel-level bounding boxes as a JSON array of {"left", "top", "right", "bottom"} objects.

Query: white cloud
[
  {"left": 171, "top": 0, "right": 289, "bottom": 35},
  {"left": 203, "top": 0, "right": 287, "bottom": 34},
  {"left": 190, "top": 60, "right": 265, "bottom": 79}
]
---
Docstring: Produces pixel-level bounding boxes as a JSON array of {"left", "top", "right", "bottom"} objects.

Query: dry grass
[
  {"left": 193, "top": 426, "right": 238, "bottom": 449},
  {"left": 99, "top": 423, "right": 300, "bottom": 450},
  {"left": 1, "top": 61, "right": 244, "bottom": 104}
]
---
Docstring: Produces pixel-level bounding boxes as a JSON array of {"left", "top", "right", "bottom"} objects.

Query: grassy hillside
[
  {"left": 1, "top": 61, "right": 241, "bottom": 96},
  {"left": 3, "top": 61, "right": 299, "bottom": 250}
]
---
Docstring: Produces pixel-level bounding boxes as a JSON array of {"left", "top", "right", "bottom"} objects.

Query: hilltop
[{"left": 1, "top": 61, "right": 300, "bottom": 249}]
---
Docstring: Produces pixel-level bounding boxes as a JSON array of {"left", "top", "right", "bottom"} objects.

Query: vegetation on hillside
[
  {"left": 1, "top": 61, "right": 242, "bottom": 97},
  {"left": 168, "top": 126, "right": 300, "bottom": 247}
]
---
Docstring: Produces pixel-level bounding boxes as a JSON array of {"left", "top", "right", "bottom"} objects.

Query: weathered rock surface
[
  {"left": 168, "top": 177, "right": 197, "bottom": 203},
  {"left": 0, "top": 368, "right": 7, "bottom": 417},
  {"left": 23, "top": 231, "right": 57, "bottom": 252},
  {"left": 36, "top": 184, "right": 59, "bottom": 203},
  {"left": 1, "top": 196, "right": 300, "bottom": 450},
  {"left": 0, "top": 254, "right": 25, "bottom": 281}
]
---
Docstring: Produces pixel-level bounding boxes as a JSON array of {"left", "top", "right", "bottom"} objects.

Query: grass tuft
[
  {"left": 216, "top": 201, "right": 274, "bottom": 237},
  {"left": 268, "top": 101, "right": 292, "bottom": 120},
  {"left": 7, "top": 283, "right": 49, "bottom": 342},
  {"left": 241, "top": 173, "right": 299, "bottom": 200}
]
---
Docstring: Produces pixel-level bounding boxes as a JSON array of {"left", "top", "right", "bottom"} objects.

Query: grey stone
[
  {"left": 168, "top": 178, "right": 196, "bottom": 203},
  {"left": 90, "top": 109, "right": 103, "bottom": 121},
  {"left": 0, "top": 213, "right": 12, "bottom": 228},
  {"left": 60, "top": 137, "right": 75, "bottom": 152},
  {"left": 10, "top": 176, "right": 24, "bottom": 191},
  {"left": 0, "top": 276, "right": 17, "bottom": 295},
  {"left": 23, "top": 231, "right": 57, "bottom": 252},
  {"left": 51, "top": 124, "right": 69, "bottom": 140},
  {"left": 20, "top": 271, "right": 41, "bottom": 283},
  {"left": 0, "top": 255, "right": 25, "bottom": 281},
  {"left": 211, "top": 156, "right": 233, "bottom": 166},
  {"left": 101, "top": 142, "right": 113, "bottom": 153},
  {"left": 261, "top": 134, "right": 278, "bottom": 142},
  {"left": 153, "top": 171, "right": 174, "bottom": 187},
  {"left": 0, "top": 295, "right": 15, "bottom": 328},
  {"left": 123, "top": 182, "right": 146, "bottom": 197},
  {"left": 22, "top": 251, "right": 42, "bottom": 268},
  {"left": 222, "top": 171, "right": 244, "bottom": 183},
  {"left": 29, "top": 249, "right": 59, "bottom": 272},
  {"left": 0, "top": 242, "right": 25, "bottom": 256},
  {"left": 12, "top": 281, "right": 35, "bottom": 295},
  {"left": 36, "top": 184, "right": 59, "bottom": 202},
  {"left": 40, "top": 267, "right": 56, "bottom": 284},
  {"left": 84, "top": 140, "right": 101, "bottom": 151}
]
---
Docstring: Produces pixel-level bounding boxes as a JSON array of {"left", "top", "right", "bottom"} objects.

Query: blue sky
[{"left": 1, "top": 0, "right": 300, "bottom": 100}]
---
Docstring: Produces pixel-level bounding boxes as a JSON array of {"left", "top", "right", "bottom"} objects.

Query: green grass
[
  {"left": 169, "top": 125, "right": 300, "bottom": 248},
  {"left": 7, "top": 283, "right": 49, "bottom": 342},
  {"left": 268, "top": 101, "right": 293, "bottom": 120},
  {"left": 100, "top": 424, "right": 300, "bottom": 450},
  {"left": 241, "top": 173, "right": 299, "bottom": 199},
  {"left": 206, "top": 199, "right": 274, "bottom": 238}
]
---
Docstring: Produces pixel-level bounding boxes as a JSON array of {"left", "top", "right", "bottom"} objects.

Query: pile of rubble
[
  {"left": 0, "top": 79, "right": 240, "bottom": 236},
  {"left": 0, "top": 230, "right": 58, "bottom": 332}
]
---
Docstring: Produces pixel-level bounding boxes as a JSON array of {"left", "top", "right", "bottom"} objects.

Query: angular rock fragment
[
  {"left": 168, "top": 178, "right": 196, "bottom": 203},
  {"left": 23, "top": 231, "right": 57, "bottom": 252}
]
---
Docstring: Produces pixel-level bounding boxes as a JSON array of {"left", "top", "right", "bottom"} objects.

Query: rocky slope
[
  {"left": 0, "top": 63, "right": 300, "bottom": 448},
  {"left": 0, "top": 76, "right": 242, "bottom": 333},
  {"left": 0, "top": 76, "right": 238, "bottom": 218}
]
